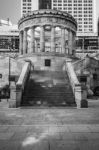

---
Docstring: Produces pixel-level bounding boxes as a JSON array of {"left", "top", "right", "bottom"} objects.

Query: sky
[{"left": 0, "top": 0, "right": 99, "bottom": 24}]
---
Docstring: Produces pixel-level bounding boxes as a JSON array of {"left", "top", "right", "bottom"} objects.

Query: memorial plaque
[{"left": 0, "top": 74, "right": 2, "bottom": 78}]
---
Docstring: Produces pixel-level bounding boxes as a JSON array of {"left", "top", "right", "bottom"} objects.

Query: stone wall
[
  {"left": 0, "top": 57, "right": 9, "bottom": 87},
  {"left": 17, "top": 53, "right": 67, "bottom": 72},
  {"left": 0, "top": 56, "right": 24, "bottom": 88}
]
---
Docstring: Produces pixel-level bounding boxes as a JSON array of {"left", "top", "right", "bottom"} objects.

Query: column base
[
  {"left": 77, "top": 99, "right": 88, "bottom": 108},
  {"left": 9, "top": 100, "right": 16, "bottom": 108}
]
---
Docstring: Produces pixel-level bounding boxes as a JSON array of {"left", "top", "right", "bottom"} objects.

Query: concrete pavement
[{"left": 0, "top": 99, "right": 99, "bottom": 149}]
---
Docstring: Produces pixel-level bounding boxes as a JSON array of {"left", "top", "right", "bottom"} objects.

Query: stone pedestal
[
  {"left": 9, "top": 82, "right": 17, "bottom": 108},
  {"left": 16, "top": 84, "right": 23, "bottom": 107},
  {"left": 75, "top": 84, "right": 88, "bottom": 108},
  {"left": 9, "top": 82, "right": 23, "bottom": 108}
]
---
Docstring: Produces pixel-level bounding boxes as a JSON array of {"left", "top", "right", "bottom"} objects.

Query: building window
[{"left": 45, "top": 59, "right": 51, "bottom": 67}]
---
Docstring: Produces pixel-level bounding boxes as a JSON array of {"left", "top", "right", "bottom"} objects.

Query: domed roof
[{"left": 18, "top": 9, "right": 77, "bottom": 27}]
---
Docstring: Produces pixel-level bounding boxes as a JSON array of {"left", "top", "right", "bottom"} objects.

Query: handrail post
[
  {"left": 9, "top": 81, "right": 17, "bottom": 108},
  {"left": 64, "top": 59, "right": 88, "bottom": 108},
  {"left": 9, "top": 62, "right": 30, "bottom": 108}
]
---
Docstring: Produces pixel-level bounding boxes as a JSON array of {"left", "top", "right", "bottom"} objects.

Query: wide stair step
[{"left": 21, "top": 71, "right": 75, "bottom": 106}]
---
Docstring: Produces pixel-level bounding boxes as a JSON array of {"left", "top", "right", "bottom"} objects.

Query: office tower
[
  {"left": 52, "top": 0, "right": 96, "bottom": 34},
  {"left": 21, "top": 0, "right": 51, "bottom": 17},
  {"left": 21, "top": 0, "right": 96, "bottom": 34},
  {"left": 39, "top": 0, "right": 51, "bottom": 9},
  {"left": 21, "top": 0, "right": 38, "bottom": 17}
]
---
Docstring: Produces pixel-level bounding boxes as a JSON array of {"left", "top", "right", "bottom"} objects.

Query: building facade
[
  {"left": 19, "top": 9, "right": 77, "bottom": 55},
  {"left": 0, "top": 20, "right": 19, "bottom": 54},
  {"left": 52, "top": 0, "right": 96, "bottom": 34},
  {"left": 21, "top": 0, "right": 96, "bottom": 35},
  {"left": 21, "top": 0, "right": 51, "bottom": 16}
]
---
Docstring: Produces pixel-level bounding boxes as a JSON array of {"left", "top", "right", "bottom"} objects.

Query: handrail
[
  {"left": 63, "top": 60, "right": 87, "bottom": 108},
  {"left": 16, "top": 62, "right": 30, "bottom": 90},
  {"left": 64, "top": 60, "right": 80, "bottom": 95},
  {"left": 73, "top": 58, "right": 86, "bottom": 71},
  {"left": 15, "top": 62, "right": 30, "bottom": 106}
]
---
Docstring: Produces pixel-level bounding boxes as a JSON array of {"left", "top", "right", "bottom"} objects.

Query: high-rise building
[
  {"left": 39, "top": 0, "right": 51, "bottom": 9},
  {"left": 52, "top": 0, "right": 96, "bottom": 34},
  {"left": 21, "top": 0, "right": 96, "bottom": 34},
  {"left": 21, "top": 0, "right": 51, "bottom": 17}
]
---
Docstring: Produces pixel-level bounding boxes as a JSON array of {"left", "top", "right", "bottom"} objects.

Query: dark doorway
[{"left": 45, "top": 59, "right": 51, "bottom": 67}]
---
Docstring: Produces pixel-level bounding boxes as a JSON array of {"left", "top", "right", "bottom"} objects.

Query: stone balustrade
[
  {"left": 64, "top": 59, "right": 88, "bottom": 108},
  {"left": 9, "top": 62, "right": 30, "bottom": 107}
]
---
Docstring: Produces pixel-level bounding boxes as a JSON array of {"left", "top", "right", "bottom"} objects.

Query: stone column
[
  {"left": 51, "top": 26, "right": 55, "bottom": 52},
  {"left": 19, "top": 30, "right": 23, "bottom": 55},
  {"left": 30, "top": 26, "right": 35, "bottom": 53},
  {"left": 73, "top": 32, "right": 76, "bottom": 50},
  {"left": 61, "top": 28, "right": 65, "bottom": 54},
  {"left": 23, "top": 28, "right": 28, "bottom": 54},
  {"left": 9, "top": 81, "right": 17, "bottom": 108},
  {"left": 40, "top": 26, "right": 45, "bottom": 52},
  {"left": 68, "top": 30, "right": 73, "bottom": 55}
]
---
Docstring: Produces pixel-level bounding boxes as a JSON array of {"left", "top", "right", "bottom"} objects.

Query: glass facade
[
  {"left": 0, "top": 36, "right": 19, "bottom": 52},
  {"left": 76, "top": 36, "right": 98, "bottom": 50}
]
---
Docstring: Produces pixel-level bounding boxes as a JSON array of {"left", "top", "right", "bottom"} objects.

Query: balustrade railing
[
  {"left": 63, "top": 60, "right": 87, "bottom": 108},
  {"left": 9, "top": 61, "right": 31, "bottom": 107}
]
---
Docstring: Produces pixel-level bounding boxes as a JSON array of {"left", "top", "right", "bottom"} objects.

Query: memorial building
[
  {"left": 6, "top": 9, "right": 88, "bottom": 108},
  {"left": 1, "top": 9, "right": 99, "bottom": 108}
]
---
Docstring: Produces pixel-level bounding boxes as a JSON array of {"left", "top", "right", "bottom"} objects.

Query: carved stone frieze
[{"left": 19, "top": 16, "right": 77, "bottom": 33}]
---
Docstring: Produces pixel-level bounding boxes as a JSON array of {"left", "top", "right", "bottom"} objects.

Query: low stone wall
[
  {"left": 17, "top": 53, "right": 66, "bottom": 72},
  {"left": 64, "top": 60, "right": 88, "bottom": 108},
  {"left": 9, "top": 62, "right": 30, "bottom": 108},
  {"left": 0, "top": 57, "right": 9, "bottom": 88}
]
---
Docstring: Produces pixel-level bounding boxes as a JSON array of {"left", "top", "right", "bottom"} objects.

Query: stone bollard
[
  {"left": 75, "top": 84, "right": 88, "bottom": 108},
  {"left": 16, "top": 84, "right": 23, "bottom": 107},
  {"left": 9, "top": 82, "right": 17, "bottom": 108}
]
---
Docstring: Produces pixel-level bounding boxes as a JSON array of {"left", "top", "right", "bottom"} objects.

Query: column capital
[
  {"left": 30, "top": 26, "right": 35, "bottom": 30},
  {"left": 20, "top": 30, "right": 24, "bottom": 33},
  {"left": 61, "top": 26, "right": 65, "bottom": 30},
  {"left": 51, "top": 25, "right": 56, "bottom": 28},
  {"left": 40, "top": 25, "right": 45, "bottom": 29},
  {"left": 24, "top": 27, "right": 29, "bottom": 31}
]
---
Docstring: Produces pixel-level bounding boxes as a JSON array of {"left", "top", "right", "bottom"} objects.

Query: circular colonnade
[{"left": 18, "top": 9, "right": 77, "bottom": 55}]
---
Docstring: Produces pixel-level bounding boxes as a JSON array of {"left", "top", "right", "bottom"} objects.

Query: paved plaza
[{"left": 0, "top": 99, "right": 99, "bottom": 150}]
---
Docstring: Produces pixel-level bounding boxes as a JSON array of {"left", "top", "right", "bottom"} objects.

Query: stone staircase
[{"left": 21, "top": 70, "right": 75, "bottom": 106}]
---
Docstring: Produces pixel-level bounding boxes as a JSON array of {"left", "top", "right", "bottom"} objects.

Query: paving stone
[
  {"left": 0, "top": 100, "right": 99, "bottom": 149},
  {"left": 11, "top": 132, "right": 27, "bottom": 141},
  {"left": 48, "top": 126, "right": 62, "bottom": 140},
  {"left": 91, "top": 140, "right": 99, "bottom": 150},
  {"left": 49, "top": 140, "right": 78, "bottom": 150},
  {"left": 60, "top": 132, "right": 75, "bottom": 140},
  {"left": 72, "top": 133, "right": 88, "bottom": 141},
  {"left": 68, "top": 125, "right": 91, "bottom": 132},
  {"left": 2, "top": 141, "right": 21, "bottom": 150},
  {"left": 76, "top": 141, "right": 94, "bottom": 150},
  {"left": 20, "top": 140, "right": 49, "bottom": 150},
  {"left": 88, "top": 125, "right": 99, "bottom": 132},
  {"left": 0, "top": 132, "right": 14, "bottom": 140},
  {"left": 57, "top": 125, "right": 70, "bottom": 132},
  {"left": 0, "top": 125, "right": 9, "bottom": 132}
]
